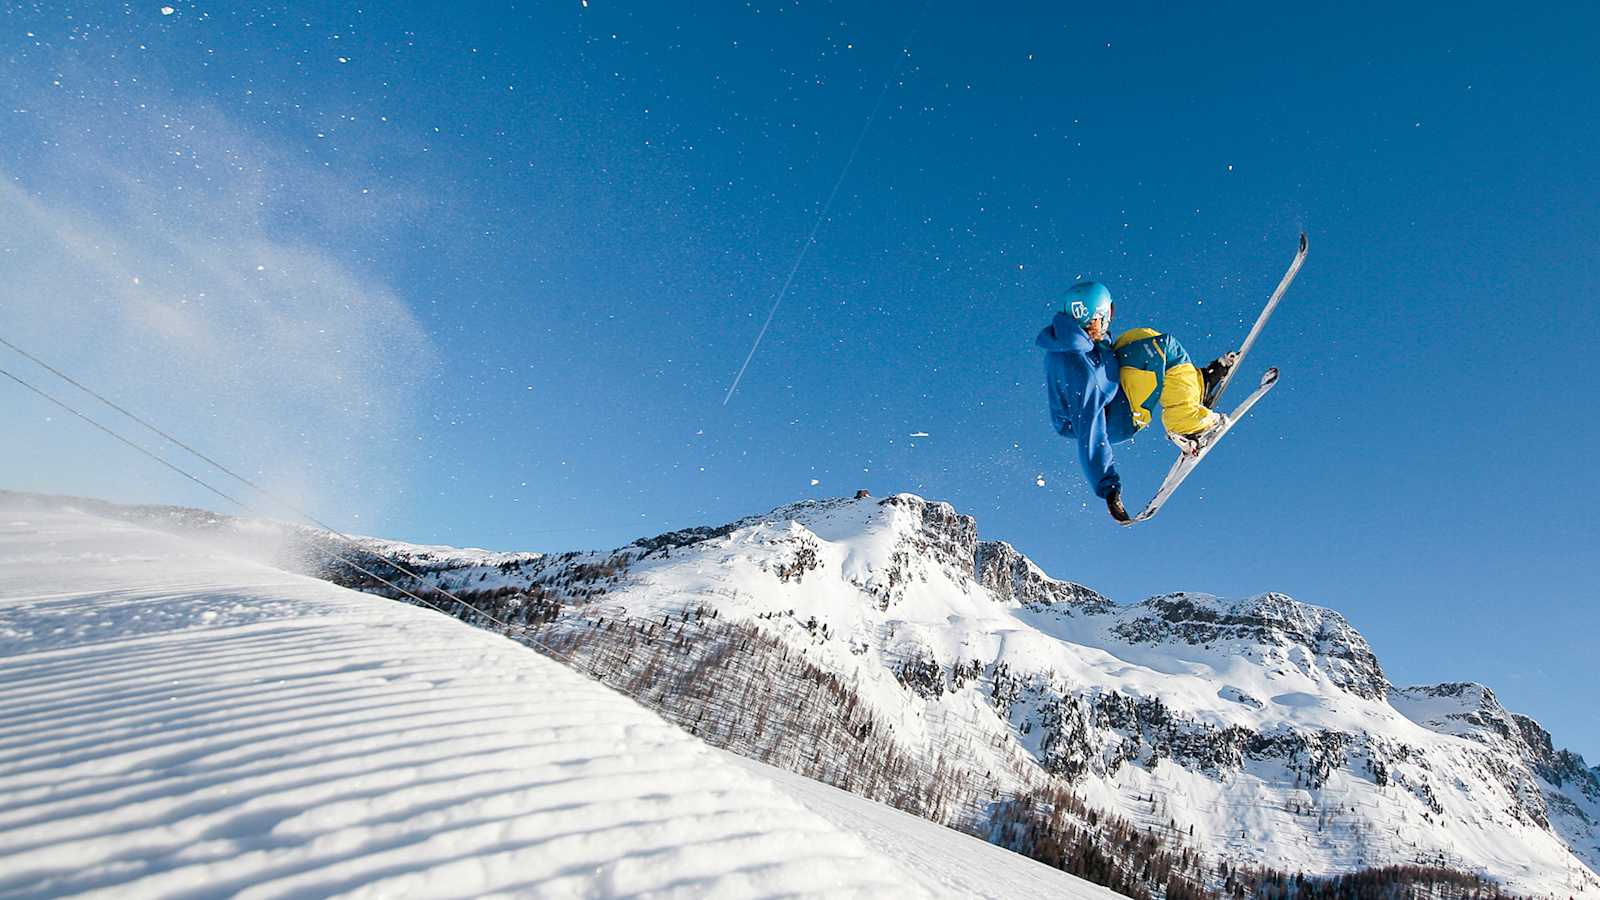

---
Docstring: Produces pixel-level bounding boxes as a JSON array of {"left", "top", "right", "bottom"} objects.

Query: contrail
[{"left": 722, "top": 22, "right": 922, "bottom": 406}]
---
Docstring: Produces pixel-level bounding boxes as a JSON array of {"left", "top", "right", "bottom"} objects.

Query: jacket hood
[{"left": 1036, "top": 311, "right": 1095, "bottom": 353}]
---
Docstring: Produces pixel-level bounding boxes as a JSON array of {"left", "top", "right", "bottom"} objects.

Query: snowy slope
[
  {"left": 0, "top": 504, "right": 1112, "bottom": 899},
  {"left": 341, "top": 493, "right": 1600, "bottom": 895}
]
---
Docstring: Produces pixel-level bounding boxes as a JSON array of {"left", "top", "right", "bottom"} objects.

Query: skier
[{"left": 1038, "top": 281, "right": 1233, "bottom": 523}]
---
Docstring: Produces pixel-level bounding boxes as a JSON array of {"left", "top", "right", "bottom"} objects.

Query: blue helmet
[{"left": 1063, "top": 281, "right": 1113, "bottom": 329}]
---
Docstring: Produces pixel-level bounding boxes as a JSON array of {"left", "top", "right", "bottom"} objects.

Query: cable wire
[{"left": 0, "top": 352, "right": 540, "bottom": 644}]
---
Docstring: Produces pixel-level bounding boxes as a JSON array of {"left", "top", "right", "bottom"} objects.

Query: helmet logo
[{"left": 1070, "top": 300, "right": 1088, "bottom": 321}]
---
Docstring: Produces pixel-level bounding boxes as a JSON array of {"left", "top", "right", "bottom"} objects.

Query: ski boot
[
  {"left": 1201, "top": 352, "right": 1240, "bottom": 409},
  {"left": 1170, "top": 411, "right": 1231, "bottom": 458}
]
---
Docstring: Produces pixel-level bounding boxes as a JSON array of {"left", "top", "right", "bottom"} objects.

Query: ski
[
  {"left": 1208, "top": 232, "right": 1307, "bottom": 407},
  {"left": 1124, "top": 368, "right": 1279, "bottom": 524},
  {"left": 1121, "top": 234, "right": 1307, "bottom": 525}
]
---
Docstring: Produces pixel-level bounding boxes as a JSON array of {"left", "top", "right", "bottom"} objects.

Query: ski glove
[{"left": 1106, "top": 489, "right": 1130, "bottom": 524}]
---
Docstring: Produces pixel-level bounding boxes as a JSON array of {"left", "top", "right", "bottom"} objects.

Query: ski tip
[
  {"left": 1298, "top": 232, "right": 1308, "bottom": 253},
  {"left": 1261, "top": 367, "right": 1280, "bottom": 386}
]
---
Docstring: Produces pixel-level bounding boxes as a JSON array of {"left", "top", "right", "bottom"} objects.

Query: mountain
[{"left": 314, "top": 492, "right": 1599, "bottom": 896}]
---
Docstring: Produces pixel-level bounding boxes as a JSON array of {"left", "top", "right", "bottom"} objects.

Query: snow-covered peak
[
  {"left": 618, "top": 493, "right": 985, "bottom": 617},
  {"left": 633, "top": 493, "right": 974, "bottom": 570},
  {"left": 1107, "top": 591, "right": 1389, "bottom": 700},
  {"left": 974, "top": 540, "right": 1116, "bottom": 615},
  {"left": 1391, "top": 681, "right": 1519, "bottom": 743},
  {"left": 1388, "top": 681, "right": 1600, "bottom": 790}
]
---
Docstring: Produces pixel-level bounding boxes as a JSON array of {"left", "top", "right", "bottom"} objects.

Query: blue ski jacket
[{"left": 1037, "top": 312, "right": 1134, "bottom": 499}]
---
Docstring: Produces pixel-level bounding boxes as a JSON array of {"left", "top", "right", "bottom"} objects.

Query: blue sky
[{"left": 1, "top": 2, "right": 1595, "bottom": 760}]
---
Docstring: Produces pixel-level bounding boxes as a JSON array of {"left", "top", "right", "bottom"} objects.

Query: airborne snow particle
[
  {"left": 160, "top": 6, "right": 174, "bottom": 15},
  {"left": 338, "top": 57, "right": 350, "bottom": 64},
  {"left": 810, "top": 479, "right": 820, "bottom": 486},
  {"left": 1034, "top": 474, "right": 1046, "bottom": 487},
  {"left": 910, "top": 432, "right": 930, "bottom": 438}
]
